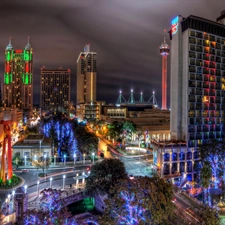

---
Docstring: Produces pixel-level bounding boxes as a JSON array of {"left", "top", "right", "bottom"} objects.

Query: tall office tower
[
  {"left": 170, "top": 12, "right": 225, "bottom": 147},
  {"left": 76, "top": 43, "right": 97, "bottom": 105},
  {"left": 40, "top": 67, "right": 71, "bottom": 112},
  {"left": 3, "top": 38, "right": 33, "bottom": 110},
  {"left": 160, "top": 30, "right": 170, "bottom": 110}
]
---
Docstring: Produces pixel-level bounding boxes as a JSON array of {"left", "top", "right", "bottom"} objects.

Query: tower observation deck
[{"left": 159, "top": 30, "right": 170, "bottom": 110}]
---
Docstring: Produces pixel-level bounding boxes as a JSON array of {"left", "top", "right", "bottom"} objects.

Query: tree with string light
[
  {"left": 99, "top": 176, "right": 174, "bottom": 225},
  {"left": 23, "top": 188, "right": 78, "bottom": 225}
]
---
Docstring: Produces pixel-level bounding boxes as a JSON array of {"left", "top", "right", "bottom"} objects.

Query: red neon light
[
  {"left": 171, "top": 25, "right": 178, "bottom": 34},
  {"left": 5, "top": 63, "right": 10, "bottom": 73},
  {"left": 15, "top": 50, "right": 23, "bottom": 53},
  {"left": 25, "top": 63, "right": 29, "bottom": 73}
]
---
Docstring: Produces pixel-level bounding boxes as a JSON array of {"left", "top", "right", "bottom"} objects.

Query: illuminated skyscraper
[
  {"left": 159, "top": 30, "right": 170, "bottom": 110},
  {"left": 152, "top": 11, "right": 225, "bottom": 181},
  {"left": 170, "top": 11, "right": 225, "bottom": 145},
  {"left": 40, "top": 67, "right": 71, "bottom": 112},
  {"left": 76, "top": 43, "right": 97, "bottom": 105},
  {"left": 3, "top": 38, "right": 33, "bottom": 110}
]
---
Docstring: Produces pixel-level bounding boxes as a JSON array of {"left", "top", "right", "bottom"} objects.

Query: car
[
  {"left": 21, "top": 169, "right": 29, "bottom": 173},
  {"left": 128, "top": 174, "right": 134, "bottom": 180},
  {"left": 171, "top": 198, "right": 176, "bottom": 203},
  {"left": 86, "top": 166, "right": 91, "bottom": 171}
]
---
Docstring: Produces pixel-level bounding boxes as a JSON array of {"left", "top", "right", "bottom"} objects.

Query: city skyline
[{"left": 0, "top": 0, "right": 224, "bottom": 106}]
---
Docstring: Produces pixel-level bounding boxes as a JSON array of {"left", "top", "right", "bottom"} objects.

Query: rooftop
[
  {"left": 151, "top": 139, "right": 187, "bottom": 148},
  {"left": 25, "top": 134, "right": 44, "bottom": 141},
  {"left": 13, "top": 136, "right": 52, "bottom": 148}
]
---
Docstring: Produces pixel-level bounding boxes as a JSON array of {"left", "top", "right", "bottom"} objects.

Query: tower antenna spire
[
  {"left": 164, "top": 29, "right": 166, "bottom": 44},
  {"left": 9, "top": 37, "right": 11, "bottom": 45},
  {"left": 28, "top": 36, "right": 30, "bottom": 44}
]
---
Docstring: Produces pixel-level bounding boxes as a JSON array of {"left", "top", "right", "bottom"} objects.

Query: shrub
[{"left": 0, "top": 175, "right": 22, "bottom": 189}]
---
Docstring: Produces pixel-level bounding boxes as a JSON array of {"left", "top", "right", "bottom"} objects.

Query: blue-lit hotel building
[{"left": 152, "top": 11, "right": 225, "bottom": 181}]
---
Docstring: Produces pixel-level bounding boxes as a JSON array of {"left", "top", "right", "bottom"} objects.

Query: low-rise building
[
  {"left": 12, "top": 134, "right": 52, "bottom": 160},
  {"left": 77, "top": 101, "right": 104, "bottom": 120},
  {"left": 100, "top": 105, "right": 170, "bottom": 144},
  {"left": 151, "top": 139, "right": 198, "bottom": 182}
]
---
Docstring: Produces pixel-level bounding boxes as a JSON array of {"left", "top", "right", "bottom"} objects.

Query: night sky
[{"left": 0, "top": 0, "right": 224, "bottom": 106}]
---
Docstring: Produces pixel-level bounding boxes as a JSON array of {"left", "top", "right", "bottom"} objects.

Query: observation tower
[{"left": 159, "top": 30, "right": 170, "bottom": 110}]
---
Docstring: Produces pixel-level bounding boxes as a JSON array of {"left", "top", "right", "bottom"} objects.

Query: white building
[{"left": 12, "top": 134, "right": 52, "bottom": 160}]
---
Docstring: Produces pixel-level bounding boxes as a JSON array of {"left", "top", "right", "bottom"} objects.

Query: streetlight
[
  {"left": 12, "top": 190, "right": 15, "bottom": 211},
  {"left": 44, "top": 154, "right": 47, "bottom": 177},
  {"left": 37, "top": 181, "right": 40, "bottom": 196},
  {"left": 7, "top": 194, "right": 10, "bottom": 214},
  {"left": 63, "top": 175, "right": 66, "bottom": 189},
  {"left": 50, "top": 177, "right": 53, "bottom": 189},
  {"left": 73, "top": 153, "right": 76, "bottom": 166},
  {"left": 92, "top": 152, "right": 95, "bottom": 164},
  {"left": 24, "top": 155, "right": 27, "bottom": 166},
  {"left": 82, "top": 172, "right": 85, "bottom": 185},
  {"left": 76, "top": 173, "right": 79, "bottom": 189},
  {"left": 139, "top": 139, "right": 141, "bottom": 162},
  {"left": 64, "top": 155, "right": 66, "bottom": 167},
  {"left": 83, "top": 153, "right": 85, "bottom": 164}
]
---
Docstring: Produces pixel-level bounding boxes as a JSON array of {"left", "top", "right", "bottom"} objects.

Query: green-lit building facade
[{"left": 3, "top": 38, "right": 33, "bottom": 110}]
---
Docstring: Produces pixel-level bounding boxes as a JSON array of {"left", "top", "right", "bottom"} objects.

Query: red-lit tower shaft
[
  {"left": 159, "top": 31, "right": 170, "bottom": 110},
  {"left": 162, "top": 55, "right": 167, "bottom": 109}
]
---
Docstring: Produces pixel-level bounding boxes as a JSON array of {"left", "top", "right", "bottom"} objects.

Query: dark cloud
[{"left": 0, "top": 0, "right": 224, "bottom": 106}]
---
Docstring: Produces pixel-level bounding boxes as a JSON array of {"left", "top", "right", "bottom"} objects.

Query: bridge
[{"left": 57, "top": 191, "right": 90, "bottom": 208}]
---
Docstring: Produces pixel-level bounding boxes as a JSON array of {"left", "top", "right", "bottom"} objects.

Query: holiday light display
[
  {"left": 23, "top": 189, "right": 78, "bottom": 225},
  {"left": 3, "top": 37, "right": 33, "bottom": 109},
  {"left": 42, "top": 118, "right": 79, "bottom": 157},
  {"left": 115, "top": 191, "right": 147, "bottom": 225}
]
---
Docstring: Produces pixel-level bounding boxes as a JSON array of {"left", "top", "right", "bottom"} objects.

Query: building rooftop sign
[{"left": 171, "top": 16, "right": 179, "bottom": 35}]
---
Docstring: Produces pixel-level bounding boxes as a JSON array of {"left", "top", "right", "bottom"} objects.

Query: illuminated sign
[
  {"left": 171, "top": 16, "right": 179, "bottom": 35},
  {"left": 15, "top": 50, "right": 23, "bottom": 53}
]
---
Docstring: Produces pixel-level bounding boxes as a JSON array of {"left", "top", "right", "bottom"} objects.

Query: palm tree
[{"left": 200, "top": 161, "right": 212, "bottom": 206}]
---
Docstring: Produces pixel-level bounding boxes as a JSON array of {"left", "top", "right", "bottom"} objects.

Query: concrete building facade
[
  {"left": 76, "top": 44, "right": 98, "bottom": 120},
  {"left": 170, "top": 13, "right": 225, "bottom": 145},
  {"left": 76, "top": 44, "right": 97, "bottom": 105},
  {"left": 100, "top": 105, "right": 170, "bottom": 144},
  {"left": 40, "top": 67, "right": 71, "bottom": 112},
  {"left": 153, "top": 11, "right": 225, "bottom": 180}
]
